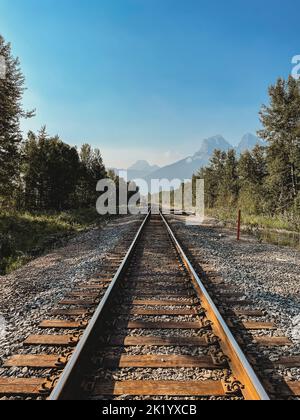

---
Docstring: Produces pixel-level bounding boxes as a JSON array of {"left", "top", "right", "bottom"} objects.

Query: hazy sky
[{"left": 0, "top": 0, "right": 299, "bottom": 168}]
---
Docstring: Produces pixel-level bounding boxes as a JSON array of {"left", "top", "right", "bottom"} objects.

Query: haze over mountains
[
  {"left": 126, "top": 160, "right": 160, "bottom": 180},
  {"left": 115, "top": 133, "right": 264, "bottom": 183}
]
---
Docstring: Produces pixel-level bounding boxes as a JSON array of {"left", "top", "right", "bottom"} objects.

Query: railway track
[{"left": 0, "top": 212, "right": 299, "bottom": 400}]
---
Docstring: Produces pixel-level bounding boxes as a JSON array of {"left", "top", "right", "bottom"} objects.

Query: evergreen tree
[
  {"left": 220, "top": 149, "right": 239, "bottom": 207},
  {"left": 202, "top": 150, "right": 226, "bottom": 208},
  {"left": 22, "top": 128, "right": 80, "bottom": 211},
  {"left": 76, "top": 144, "right": 107, "bottom": 207},
  {"left": 258, "top": 76, "right": 300, "bottom": 212},
  {"left": 0, "top": 34, "right": 34, "bottom": 207},
  {"left": 238, "top": 146, "right": 267, "bottom": 213}
]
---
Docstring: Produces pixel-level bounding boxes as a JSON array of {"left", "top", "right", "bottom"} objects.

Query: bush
[{"left": 0, "top": 209, "right": 106, "bottom": 275}]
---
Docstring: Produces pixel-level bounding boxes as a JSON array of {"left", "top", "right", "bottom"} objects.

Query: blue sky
[{"left": 0, "top": 0, "right": 299, "bottom": 168}]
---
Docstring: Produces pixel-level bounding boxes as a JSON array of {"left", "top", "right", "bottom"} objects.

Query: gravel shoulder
[
  {"left": 169, "top": 215, "right": 300, "bottom": 354},
  {"left": 0, "top": 215, "right": 140, "bottom": 366}
]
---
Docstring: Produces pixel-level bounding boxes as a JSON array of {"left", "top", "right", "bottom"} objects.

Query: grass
[
  {"left": 206, "top": 207, "right": 300, "bottom": 250},
  {"left": 0, "top": 208, "right": 107, "bottom": 275},
  {"left": 206, "top": 208, "right": 299, "bottom": 232}
]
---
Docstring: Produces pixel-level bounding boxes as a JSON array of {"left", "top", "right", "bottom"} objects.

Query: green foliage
[
  {"left": 259, "top": 76, "right": 300, "bottom": 212},
  {"left": 76, "top": 144, "right": 107, "bottom": 208},
  {"left": 197, "top": 149, "right": 239, "bottom": 209},
  {"left": 22, "top": 128, "right": 80, "bottom": 211},
  {"left": 0, "top": 35, "right": 34, "bottom": 206},
  {"left": 198, "top": 76, "right": 300, "bottom": 231},
  {"left": 0, "top": 208, "right": 104, "bottom": 275}
]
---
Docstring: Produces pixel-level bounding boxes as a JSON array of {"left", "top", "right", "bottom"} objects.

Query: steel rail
[
  {"left": 49, "top": 211, "right": 151, "bottom": 400},
  {"left": 160, "top": 211, "right": 270, "bottom": 401}
]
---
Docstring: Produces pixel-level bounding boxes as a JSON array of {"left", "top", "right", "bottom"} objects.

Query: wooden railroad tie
[
  {"left": 118, "top": 321, "right": 207, "bottom": 330},
  {"left": 132, "top": 299, "right": 194, "bottom": 306},
  {"left": 91, "top": 380, "right": 227, "bottom": 397},
  {"left": 108, "top": 336, "right": 208, "bottom": 347},
  {"left": 39, "top": 320, "right": 87, "bottom": 329},
  {"left": 253, "top": 336, "right": 293, "bottom": 347},
  {"left": 101, "top": 354, "right": 225, "bottom": 369},
  {"left": 24, "top": 335, "right": 80, "bottom": 346}
]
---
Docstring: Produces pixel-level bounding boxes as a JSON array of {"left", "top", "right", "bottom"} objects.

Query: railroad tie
[
  {"left": 4, "top": 354, "right": 67, "bottom": 369},
  {"left": 108, "top": 336, "right": 208, "bottom": 347},
  {"left": 0, "top": 378, "right": 47, "bottom": 396},
  {"left": 132, "top": 299, "right": 194, "bottom": 306},
  {"left": 24, "top": 334, "right": 80, "bottom": 346},
  {"left": 101, "top": 354, "right": 226, "bottom": 369},
  {"left": 253, "top": 336, "right": 293, "bottom": 347},
  {"left": 39, "top": 320, "right": 87, "bottom": 329},
  {"left": 91, "top": 380, "right": 227, "bottom": 397},
  {"left": 127, "top": 308, "right": 198, "bottom": 316},
  {"left": 227, "top": 321, "right": 276, "bottom": 331},
  {"left": 121, "top": 321, "right": 207, "bottom": 330}
]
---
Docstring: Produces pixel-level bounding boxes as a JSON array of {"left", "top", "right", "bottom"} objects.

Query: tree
[
  {"left": 0, "top": 34, "right": 34, "bottom": 207},
  {"left": 258, "top": 76, "right": 300, "bottom": 212},
  {"left": 238, "top": 146, "right": 267, "bottom": 213},
  {"left": 76, "top": 144, "right": 107, "bottom": 208},
  {"left": 198, "top": 150, "right": 226, "bottom": 208},
  {"left": 220, "top": 149, "right": 239, "bottom": 207},
  {"left": 22, "top": 128, "right": 80, "bottom": 211}
]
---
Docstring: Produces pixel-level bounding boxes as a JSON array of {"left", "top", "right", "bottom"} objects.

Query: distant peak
[
  {"left": 193, "top": 135, "right": 232, "bottom": 158},
  {"left": 237, "top": 133, "right": 264, "bottom": 153},
  {"left": 241, "top": 133, "right": 259, "bottom": 141},
  {"left": 128, "top": 160, "right": 160, "bottom": 172}
]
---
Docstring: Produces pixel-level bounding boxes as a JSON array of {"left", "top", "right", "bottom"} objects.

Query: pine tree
[
  {"left": 22, "top": 128, "right": 80, "bottom": 211},
  {"left": 258, "top": 76, "right": 300, "bottom": 213},
  {"left": 0, "top": 34, "right": 34, "bottom": 207},
  {"left": 238, "top": 146, "right": 267, "bottom": 213},
  {"left": 220, "top": 149, "right": 239, "bottom": 207},
  {"left": 76, "top": 144, "right": 107, "bottom": 207},
  {"left": 197, "top": 150, "right": 226, "bottom": 208}
]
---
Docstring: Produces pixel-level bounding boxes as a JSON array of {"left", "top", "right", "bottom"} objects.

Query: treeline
[
  {"left": 196, "top": 76, "right": 300, "bottom": 222},
  {"left": 20, "top": 128, "right": 106, "bottom": 211},
  {"left": 0, "top": 34, "right": 135, "bottom": 213}
]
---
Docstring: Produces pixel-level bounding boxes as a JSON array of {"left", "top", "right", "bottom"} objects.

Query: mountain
[
  {"left": 129, "top": 160, "right": 160, "bottom": 173},
  {"left": 126, "top": 160, "right": 160, "bottom": 179},
  {"left": 112, "top": 160, "right": 160, "bottom": 181},
  {"left": 236, "top": 133, "right": 264, "bottom": 155},
  {"left": 112, "top": 134, "right": 264, "bottom": 194},
  {"left": 145, "top": 135, "right": 232, "bottom": 183}
]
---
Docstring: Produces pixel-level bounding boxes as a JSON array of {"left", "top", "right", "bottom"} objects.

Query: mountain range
[{"left": 114, "top": 133, "right": 264, "bottom": 185}]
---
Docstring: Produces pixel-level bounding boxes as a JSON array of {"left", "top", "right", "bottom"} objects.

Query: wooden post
[{"left": 237, "top": 209, "right": 241, "bottom": 241}]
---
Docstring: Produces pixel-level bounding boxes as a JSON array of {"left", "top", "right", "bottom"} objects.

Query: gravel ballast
[
  {"left": 168, "top": 215, "right": 300, "bottom": 386},
  {"left": 0, "top": 215, "right": 141, "bottom": 368}
]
